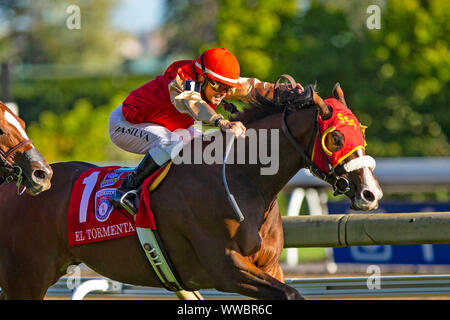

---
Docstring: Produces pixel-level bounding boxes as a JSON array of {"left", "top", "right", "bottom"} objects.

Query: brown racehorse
[
  {"left": 0, "top": 102, "right": 52, "bottom": 195},
  {"left": 0, "top": 81, "right": 382, "bottom": 299}
]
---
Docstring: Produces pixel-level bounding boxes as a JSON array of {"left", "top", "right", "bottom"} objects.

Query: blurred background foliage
[{"left": 0, "top": 0, "right": 448, "bottom": 163}]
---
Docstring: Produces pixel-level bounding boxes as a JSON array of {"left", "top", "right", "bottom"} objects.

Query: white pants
[{"left": 108, "top": 105, "right": 202, "bottom": 165}]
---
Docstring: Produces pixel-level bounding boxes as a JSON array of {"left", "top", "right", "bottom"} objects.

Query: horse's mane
[
  {"left": 230, "top": 84, "right": 316, "bottom": 125},
  {"left": 229, "top": 94, "right": 283, "bottom": 125}
]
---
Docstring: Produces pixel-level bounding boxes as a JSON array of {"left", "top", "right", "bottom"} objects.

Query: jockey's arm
[
  {"left": 228, "top": 78, "right": 304, "bottom": 102},
  {"left": 168, "top": 75, "right": 281, "bottom": 138},
  {"left": 169, "top": 76, "right": 275, "bottom": 122},
  {"left": 169, "top": 75, "right": 224, "bottom": 126},
  {"left": 227, "top": 78, "right": 275, "bottom": 102}
]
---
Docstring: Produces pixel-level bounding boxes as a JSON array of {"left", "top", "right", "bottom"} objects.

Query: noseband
[
  {"left": 275, "top": 75, "right": 354, "bottom": 197},
  {"left": 0, "top": 138, "right": 33, "bottom": 194}
]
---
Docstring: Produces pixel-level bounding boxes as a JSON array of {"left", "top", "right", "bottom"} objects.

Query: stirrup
[{"left": 119, "top": 189, "right": 140, "bottom": 216}]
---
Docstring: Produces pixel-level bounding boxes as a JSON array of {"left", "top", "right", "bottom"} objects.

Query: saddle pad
[{"left": 68, "top": 164, "right": 172, "bottom": 246}]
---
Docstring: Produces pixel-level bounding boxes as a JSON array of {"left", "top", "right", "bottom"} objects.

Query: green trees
[
  {"left": 211, "top": 0, "right": 449, "bottom": 157},
  {"left": 27, "top": 94, "right": 141, "bottom": 163},
  {"left": 0, "top": 0, "right": 122, "bottom": 69},
  {"left": 11, "top": 0, "right": 450, "bottom": 162},
  {"left": 365, "top": 0, "right": 449, "bottom": 156}
]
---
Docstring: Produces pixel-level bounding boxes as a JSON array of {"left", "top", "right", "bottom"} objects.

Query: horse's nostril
[
  {"left": 33, "top": 169, "right": 47, "bottom": 181},
  {"left": 362, "top": 189, "right": 376, "bottom": 202}
]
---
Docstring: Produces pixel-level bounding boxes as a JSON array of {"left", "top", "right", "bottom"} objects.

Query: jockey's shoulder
[{"left": 164, "top": 59, "right": 195, "bottom": 81}]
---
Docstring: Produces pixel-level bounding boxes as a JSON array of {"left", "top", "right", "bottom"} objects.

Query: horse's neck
[
  {"left": 237, "top": 108, "right": 316, "bottom": 206},
  {"left": 177, "top": 108, "right": 316, "bottom": 209}
]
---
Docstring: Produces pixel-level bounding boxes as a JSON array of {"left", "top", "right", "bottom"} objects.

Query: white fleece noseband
[{"left": 343, "top": 155, "right": 376, "bottom": 173}]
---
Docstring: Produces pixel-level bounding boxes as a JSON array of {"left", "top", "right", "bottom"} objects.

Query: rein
[
  {"left": 0, "top": 139, "right": 33, "bottom": 194},
  {"left": 223, "top": 135, "right": 245, "bottom": 222}
]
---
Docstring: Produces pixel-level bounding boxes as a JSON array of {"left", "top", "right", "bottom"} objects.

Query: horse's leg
[
  {"left": 0, "top": 271, "right": 49, "bottom": 299},
  {"left": 205, "top": 247, "right": 301, "bottom": 300},
  {"left": 0, "top": 188, "right": 76, "bottom": 299},
  {"left": 187, "top": 227, "right": 302, "bottom": 300},
  {"left": 0, "top": 234, "right": 53, "bottom": 298},
  {"left": 265, "top": 263, "right": 285, "bottom": 282},
  {"left": 231, "top": 249, "right": 302, "bottom": 300},
  {"left": 0, "top": 252, "right": 74, "bottom": 300},
  {"left": 251, "top": 200, "right": 286, "bottom": 283},
  {"left": 0, "top": 256, "right": 75, "bottom": 300}
]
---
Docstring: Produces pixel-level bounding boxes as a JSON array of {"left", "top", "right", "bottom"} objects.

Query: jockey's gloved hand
[
  {"left": 295, "top": 83, "right": 305, "bottom": 93},
  {"left": 217, "top": 119, "right": 246, "bottom": 138},
  {"left": 222, "top": 100, "right": 239, "bottom": 114}
]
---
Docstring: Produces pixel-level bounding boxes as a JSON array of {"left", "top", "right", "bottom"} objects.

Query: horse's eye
[
  {"left": 0, "top": 128, "right": 4, "bottom": 135},
  {"left": 333, "top": 134, "right": 343, "bottom": 146},
  {"left": 325, "top": 131, "right": 345, "bottom": 152}
]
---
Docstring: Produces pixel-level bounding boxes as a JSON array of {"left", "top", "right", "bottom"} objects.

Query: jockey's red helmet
[{"left": 195, "top": 47, "right": 241, "bottom": 87}]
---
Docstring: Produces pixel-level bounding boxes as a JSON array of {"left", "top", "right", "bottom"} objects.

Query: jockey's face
[{"left": 199, "top": 75, "right": 230, "bottom": 106}]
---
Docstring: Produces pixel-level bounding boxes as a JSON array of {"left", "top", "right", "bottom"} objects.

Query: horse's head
[
  {"left": 0, "top": 102, "right": 52, "bottom": 195},
  {"left": 273, "top": 75, "right": 382, "bottom": 211},
  {"left": 308, "top": 83, "right": 383, "bottom": 210}
]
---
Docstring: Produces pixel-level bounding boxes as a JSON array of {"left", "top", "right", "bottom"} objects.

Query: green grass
[{"left": 280, "top": 248, "right": 326, "bottom": 262}]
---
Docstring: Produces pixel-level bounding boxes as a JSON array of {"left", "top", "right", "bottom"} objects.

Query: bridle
[
  {"left": 222, "top": 75, "right": 365, "bottom": 222},
  {"left": 0, "top": 138, "right": 33, "bottom": 194},
  {"left": 275, "top": 75, "right": 354, "bottom": 197}
]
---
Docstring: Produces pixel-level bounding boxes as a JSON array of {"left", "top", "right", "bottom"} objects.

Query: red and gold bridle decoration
[{"left": 310, "top": 98, "right": 375, "bottom": 194}]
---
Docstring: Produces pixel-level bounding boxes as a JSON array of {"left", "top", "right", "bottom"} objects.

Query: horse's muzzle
[
  {"left": 352, "top": 187, "right": 383, "bottom": 211},
  {"left": 19, "top": 148, "right": 53, "bottom": 194},
  {"left": 30, "top": 162, "right": 53, "bottom": 186}
]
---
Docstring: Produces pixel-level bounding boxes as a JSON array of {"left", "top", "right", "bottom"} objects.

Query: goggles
[{"left": 207, "top": 78, "right": 232, "bottom": 93}]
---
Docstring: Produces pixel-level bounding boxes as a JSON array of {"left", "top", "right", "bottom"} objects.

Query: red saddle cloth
[{"left": 67, "top": 165, "right": 165, "bottom": 246}]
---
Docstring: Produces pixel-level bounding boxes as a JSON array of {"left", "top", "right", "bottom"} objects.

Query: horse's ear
[
  {"left": 313, "top": 91, "right": 332, "bottom": 118},
  {"left": 332, "top": 82, "right": 347, "bottom": 107}
]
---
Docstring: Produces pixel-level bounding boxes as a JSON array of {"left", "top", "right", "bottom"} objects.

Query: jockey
[{"left": 109, "top": 47, "right": 278, "bottom": 210}]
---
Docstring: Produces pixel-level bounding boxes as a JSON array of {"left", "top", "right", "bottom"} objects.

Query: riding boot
[{"left": 110, "top": 153, "right": 162, "bottom": 214}]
